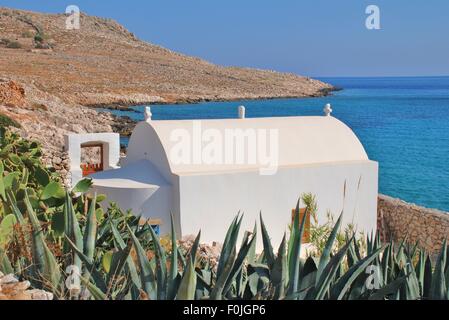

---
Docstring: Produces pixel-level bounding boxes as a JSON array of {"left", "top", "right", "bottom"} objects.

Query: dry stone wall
[
  {"left": 42, "top": 150, "right": 71, "bottom": 187},
  {"left": 378, "top": 194, "right": 449, "bottom": 254}
]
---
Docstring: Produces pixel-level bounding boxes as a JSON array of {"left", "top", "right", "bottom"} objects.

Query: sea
[{"left": 104, "top": 77, "right": 449, "bottom": 212}]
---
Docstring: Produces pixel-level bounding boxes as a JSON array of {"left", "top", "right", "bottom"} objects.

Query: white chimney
[
  {"left": 144, "top": 106, "right": 152, "bottom": 121},
  {"left": 323, "top": 103, "right": 333, "bottom": 116},
  {"left": 238, "top": 105, "right": 246, "bottom": 119}
]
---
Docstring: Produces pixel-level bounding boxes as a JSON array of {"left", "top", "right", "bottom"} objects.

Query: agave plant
[
  {"left": 1, "top": 126, "right": 449, "bottom": 300},
  {"left": 56, "top": 200, "right": 431, "bottom": 300}
]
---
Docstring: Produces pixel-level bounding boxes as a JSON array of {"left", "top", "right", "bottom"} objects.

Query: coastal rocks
[
  {"left": 377, "top": 194, "right": 449, "bottom": 255},
  {"left": 0, "top": 78, "right": 118, "bottom": 185},
  {"left": 0, "top": 272, "right": 53, "bottom": 300},
  {"left": 110, "top": 114, "right": 137, "bottom": 138}
]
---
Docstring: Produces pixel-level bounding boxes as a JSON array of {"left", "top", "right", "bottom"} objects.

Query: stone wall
[
  {"left": 378, "top": 194, "right": 449, "bottom": 254},
  {"left": 0, "top": 272, "right": 53, "bottom": 300},
  {"left": 42, "top": 150, "right": 71, "bottom": 187}
]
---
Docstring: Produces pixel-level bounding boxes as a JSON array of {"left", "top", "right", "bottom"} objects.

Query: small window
[
  {"left": 80, "top": 143, "right": 104, "bottom": 176},
  {"left": 291, "top": 208, "right": 311, "bottom": 243}
]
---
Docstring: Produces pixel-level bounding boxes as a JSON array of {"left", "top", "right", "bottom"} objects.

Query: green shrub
[
  {"left": 6, "top": 41, "right": 21, "bottom": 49},
  {"left": 34, "top": 33, "right": 44, "bottom": 43},
  {"left": 0, "top": 114, "right": 21, "bottom": 128}
]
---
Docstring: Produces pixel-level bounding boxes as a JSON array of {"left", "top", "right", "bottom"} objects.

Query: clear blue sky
[{"left": 2, "top": 0, "right": 449, "bottom": 77}]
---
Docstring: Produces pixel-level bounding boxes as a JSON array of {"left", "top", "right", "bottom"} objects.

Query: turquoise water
[{"left": 105, "top": 77, "right": 449, "bottom": 212}]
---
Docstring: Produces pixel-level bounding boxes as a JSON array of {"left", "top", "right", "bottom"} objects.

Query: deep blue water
[{"left": 103, "top": 77, "right": 449, "bottom": 212}]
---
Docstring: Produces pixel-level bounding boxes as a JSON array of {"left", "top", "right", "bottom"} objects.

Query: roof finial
[
  {"left": 238, "top": 105, "right": 246, "bottom": 119},
  {"left": 144, "top": 106, "right": 152, "bottom": 121},
  {"left": 324, "top": 103, "right": 333, "bottom": 116}
]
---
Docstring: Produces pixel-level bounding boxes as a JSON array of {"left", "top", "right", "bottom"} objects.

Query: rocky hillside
[{"left": 0, "top": 7, "right": 332, "bottom": 106}]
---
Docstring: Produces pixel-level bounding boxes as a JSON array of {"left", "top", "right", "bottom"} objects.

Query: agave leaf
[
  {"left": 64, "top": 191, "right": 84, "bottom": 270},
  {"left": 272, "top": 233, "right": 288, "bottom": 299},
  {"left": 260, "top": 213, "right": 275, "bottom": 268},
  {"left": 216, "top": 215, "right": 242, "bottom": 280},
  {"left": 330, "top": 246, "right": 383, "bottom": 300},
  {"left": 176, "top": 258, "right": 197, "bottom": 300},
  {"left": 246, "top": 264, "right": 270, "bottom": 297},
  {"left": 247, "top": 223, "right": 258, "bottom": 264},
  {"left": 127, "top": 224, "right": 157, "bottom": 300},
  {"left": 296, "top": 257, "right": 319, "bottom": 299},
  {"left": 214, "top": 214, "right": 242, "bottom": 293},
  {"left": 196, "top": 271, "right": 211, "bottom": 299},
  {"left": 83, "top": 194, "right": 97, "bottom": 261},
  {"left": 401, "top": 251, "right": 421, "bottom": 300},
  {"left": 24, "top": 191, "right": 61, "bottom": 292},
  {"left": 317, "top": 212, "right": 343, "bottom": 283},
  {"left": 310, "top": 236, "right": 353, "bottom": 300},
  {"left": 167, "top": 214, "right": 179, "bottom": 300},
  {"left": 5, "top": 190, "right": 24, "bottom": 224},
  {"left": 210, "top": 246, "right": 237, "bottom": 300},
  {"left": 381, "top": 243, "right": 392, "bottom": 285},
  {"left": 65, "top": 236, "right": 107, "bottom": 292},
  {"left": 368, "top": 276, "right": 407, "bottom": 300},
  {"left": 346, "top": 237, "right": 359, "bottom": 268},
  {"left": 189, "top": 230, "right": 201, "bottom": 264},
  {"left": 147, "top": 218, "right": 168, "bottom": 300},
  {"left": 110, "top": 222, "right": 141, "bottom": 288},
  {"left": 430, "top": 240, "right": 447, "bottom": 300},
  {"left": 395, "top": 238, "right": 407, "bottom": 267},
  {"left": 423, "top": 254, "right": 432, "bottom": 298},
  {"left": 79, "top": 276, "right": 107, "bottom": 300},
  {"left": 106, "top": 241, "right": 132, "bottom": 292},
  {"left": 287, "top": 201, "right": 307, "bottom": 296},
  {"left": 177, "top": 247, "right": 186, "bottom": 270},
  {"left": 223, "top": 229, "right": 257, "bottom": 297}
]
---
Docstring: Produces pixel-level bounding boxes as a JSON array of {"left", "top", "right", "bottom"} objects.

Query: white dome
[{"left": 124, "top": 116, "right": 368, "bottom": 177}]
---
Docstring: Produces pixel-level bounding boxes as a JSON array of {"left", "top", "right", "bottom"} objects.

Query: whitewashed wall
[{"left": 176, "top": 160, "right": 378, "bottom": 250}]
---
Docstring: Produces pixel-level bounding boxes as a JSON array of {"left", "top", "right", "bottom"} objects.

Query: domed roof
[{"left": 124, "top": 116, "right": 368, "bottom": 177}]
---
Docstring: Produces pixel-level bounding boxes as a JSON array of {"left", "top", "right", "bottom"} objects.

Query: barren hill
[{"left": 0, "top": 7, "right": 332, "bottom": 106}]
